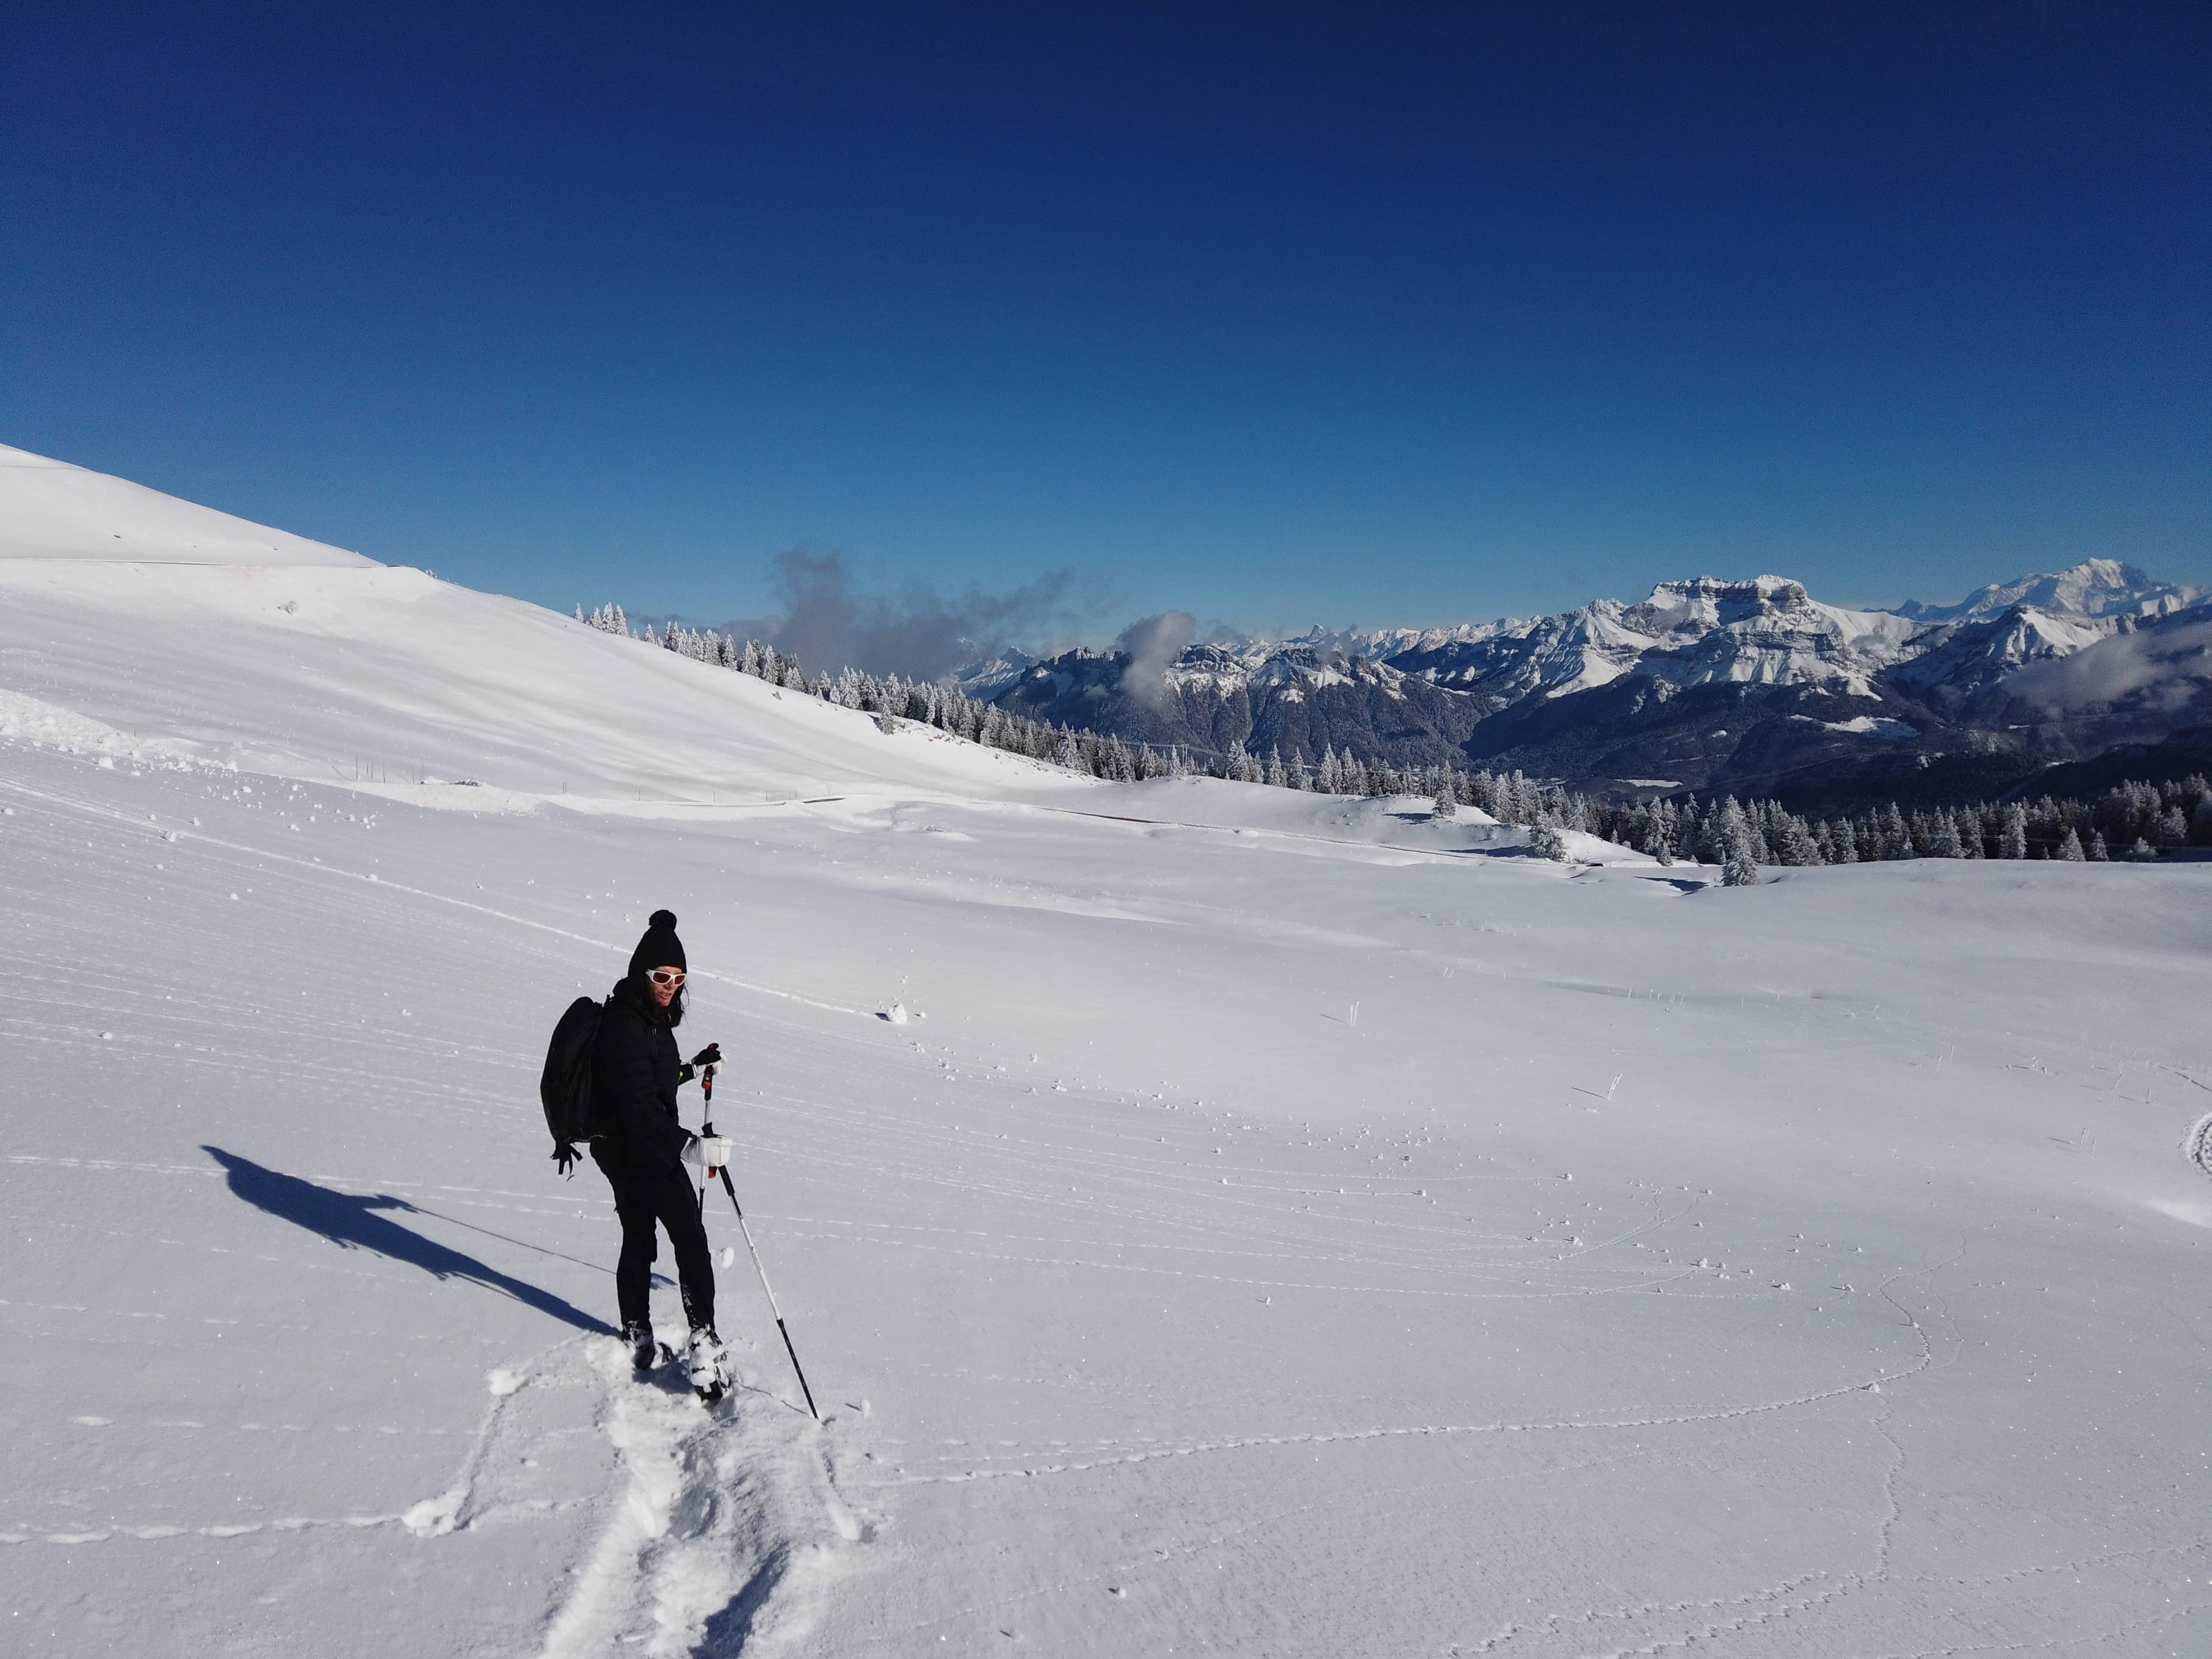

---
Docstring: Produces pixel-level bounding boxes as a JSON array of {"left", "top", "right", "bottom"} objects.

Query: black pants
[{"left": 592, "top": 1145, "right": 715, "bottom": 1334}]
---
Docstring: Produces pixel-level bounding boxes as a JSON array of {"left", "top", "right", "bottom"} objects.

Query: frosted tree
[
  {"left": 1433, "top": 785, "right": 1457, "bottom": 821},
  {"left": 2087, "top": 828, "right": 2110, "bottom": 860},
  {"left": 1776, "top": 814, "right": 1824, "bottom": 865},
  {"left": 1877, "top": 804, "right": 1912, "bottom": 860},
  {"left": 1699, "top": 801, "right": 1752, "bottom": 872},
  {"left": 2057, "top": 826, "right": 2086, "bottom": 862},
  {"left": 1956, "top": 808, "right": 1984, "bottom": 859},
  {"left": 1926, "top": 811, "right": 1963, "bottom": 858},
  {"left": 1999, "top": 802, "right": 2028, "bottom": 859},
  {"left": 1316, "top": 745, "right": 1342, "bottom": 794},
  {"left": 1528, "top": 820, "right": 1569, "bottom": 862}
]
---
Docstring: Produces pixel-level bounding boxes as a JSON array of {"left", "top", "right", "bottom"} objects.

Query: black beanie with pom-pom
[{"left": 628, "top": 909, "right": 686, "bottom": 978}]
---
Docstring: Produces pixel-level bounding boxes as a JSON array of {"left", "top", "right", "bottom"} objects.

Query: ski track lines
[
  {"left": 0, "top": 770, "right": 872, "bottom": 1019},
  {"left": 848, "top": 1262, "right": 1953, "bottom": 1493}
]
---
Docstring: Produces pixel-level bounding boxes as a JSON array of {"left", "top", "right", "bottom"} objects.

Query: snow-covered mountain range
[{"left": 968, "top": 561, "right": 2210, "bottom": 808}]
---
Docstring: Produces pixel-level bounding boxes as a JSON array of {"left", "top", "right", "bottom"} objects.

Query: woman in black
[{"left": 592, "top": 909, "right": 732, "bottom": 1394}]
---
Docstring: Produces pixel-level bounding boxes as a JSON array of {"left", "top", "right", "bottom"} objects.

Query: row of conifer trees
[{"left": 578, "top": 605, "right": 2210, "bottom": 882}]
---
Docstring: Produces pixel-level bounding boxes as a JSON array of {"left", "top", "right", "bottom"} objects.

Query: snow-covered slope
[
  {"left": 1897, "top": 557, "right": 2202, "bottom": 624},
  {"left": 0, "top": 443, "right": 375, "bottom": 567},
  {"left": 0, "top": 445, "right": 1091, "bottom": 803},
  {"left": 1887, "top": 604, "right": 2121, "bottom": 706},
  {"left": 4, "top": 452, "right": 2210, "bottom": 1657}
]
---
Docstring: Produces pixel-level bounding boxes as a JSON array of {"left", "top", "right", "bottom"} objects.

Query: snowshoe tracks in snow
[{"left": 533, "top": 1334, "right": 860, "bottom": 1658}]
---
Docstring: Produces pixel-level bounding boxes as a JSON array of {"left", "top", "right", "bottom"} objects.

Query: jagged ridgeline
[
  {"left": 962, "top": 564, "right": 2212, "bottom": 816},
  {"left": 575, "top": 604, "right": 2212, "bottom": 876}
]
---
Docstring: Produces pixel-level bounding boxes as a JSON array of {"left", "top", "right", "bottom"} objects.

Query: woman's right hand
[{"left": 684, "top": 1135, "right": 734, "bottom": 1171}]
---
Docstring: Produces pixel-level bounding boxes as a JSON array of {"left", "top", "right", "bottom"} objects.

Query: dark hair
[{"left": 631, "top": 968, "right": 686, "bottom": 1028}]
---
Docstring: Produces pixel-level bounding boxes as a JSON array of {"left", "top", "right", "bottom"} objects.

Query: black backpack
[{"left": 540, "top": 995, "right": 605, "bottom": 1170}]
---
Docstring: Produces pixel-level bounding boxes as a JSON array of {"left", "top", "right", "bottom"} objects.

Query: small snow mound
[
  {"left": 485, "top": 1368, "right": 525, "bottom": 1397},
  {"left": 2184, "top": 1112, "right": 2212, "bottom": 1181},
  {"left": 881, "top": 1002, "right": 910, "bottom": 1025},
  {"left": 401, "top": 1486, "right": 464, "bottom": 1538}
]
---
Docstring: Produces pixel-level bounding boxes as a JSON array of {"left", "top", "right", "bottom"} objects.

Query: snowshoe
[
  {"left": 685, "top": 1326, "right": 732, "bottom": 1405},
  {"left": 623, "top": 1321, "right": 656, "bottom": 1373}
]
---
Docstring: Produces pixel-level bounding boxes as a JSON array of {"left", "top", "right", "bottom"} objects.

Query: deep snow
[{"left": 2, "top": 452, "right": 2208, "bottom": 1656}]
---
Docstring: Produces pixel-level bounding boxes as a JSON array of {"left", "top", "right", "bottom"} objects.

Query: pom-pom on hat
[{"left": 629, "top": 909, "right": 686, "bottom": 978}]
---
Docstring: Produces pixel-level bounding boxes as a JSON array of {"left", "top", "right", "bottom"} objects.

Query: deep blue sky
[{"left": 5, "top": 2, "right": 2207, "bottom": 643}]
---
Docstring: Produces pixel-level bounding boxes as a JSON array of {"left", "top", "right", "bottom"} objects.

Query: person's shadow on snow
[{"left": 203, "top": 1146, "right": 611, "bottom": 1335}]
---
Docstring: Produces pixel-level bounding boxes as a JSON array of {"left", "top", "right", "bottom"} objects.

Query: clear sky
[{"left": 5, "top": 2, "right": 2207, "bottom": 644}]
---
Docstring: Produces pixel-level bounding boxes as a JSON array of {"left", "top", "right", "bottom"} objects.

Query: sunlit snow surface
[{"left": 2, "top": 488, "right": 2210, "bottom": 1653}]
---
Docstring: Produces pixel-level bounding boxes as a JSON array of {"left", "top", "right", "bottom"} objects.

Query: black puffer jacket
[{"left": 591, "top": 978, "right": 691, "bottom": 1166}]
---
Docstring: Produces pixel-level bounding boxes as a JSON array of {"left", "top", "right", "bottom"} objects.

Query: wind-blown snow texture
[{"left": 3, "top": 452, "right": 2209, "bottom": 1655}]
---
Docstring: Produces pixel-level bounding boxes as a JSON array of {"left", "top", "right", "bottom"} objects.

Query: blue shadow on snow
[{"left": 202, "top": 1146, "right": 611, "bottom": 1335}]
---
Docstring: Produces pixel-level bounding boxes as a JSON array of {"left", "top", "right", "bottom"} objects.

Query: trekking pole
[
  {"left": 696, "top": 1064, "right": 715, "bottom": 1217},
  {"left": 701, "top": 1104, "right": 821, "bottom": 1422}
]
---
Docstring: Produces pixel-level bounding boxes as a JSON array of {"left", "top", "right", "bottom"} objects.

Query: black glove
[
  {"left": 689, "top": 1044, "right": 722, "bottom": 1071},
  {"left": 551, "top": 1142, "right": 580, "bottom": 1179}
]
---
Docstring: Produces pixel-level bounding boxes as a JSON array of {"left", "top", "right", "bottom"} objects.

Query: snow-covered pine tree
[
  {"left": 1433, "top": 785, "right": 1457, "bottom": 821},
  {"left": 1877, "top": 804, "right": 1911, "bottom": 860},
  {"left": 1722, "top": 839, "right": 1762, "bottom": 885},
  {"left": 1776, "top": 813, "right": 1823, "bottom": 865},
  {"left": 1528, "top": 820, "right": 1568, "bottom": 861},
  {"left": 1999, "top": 802, "right": 2028, "bottom": 859},
  {"left": 2058, "top": 826, "right": 2086, "bottom": 861}
]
